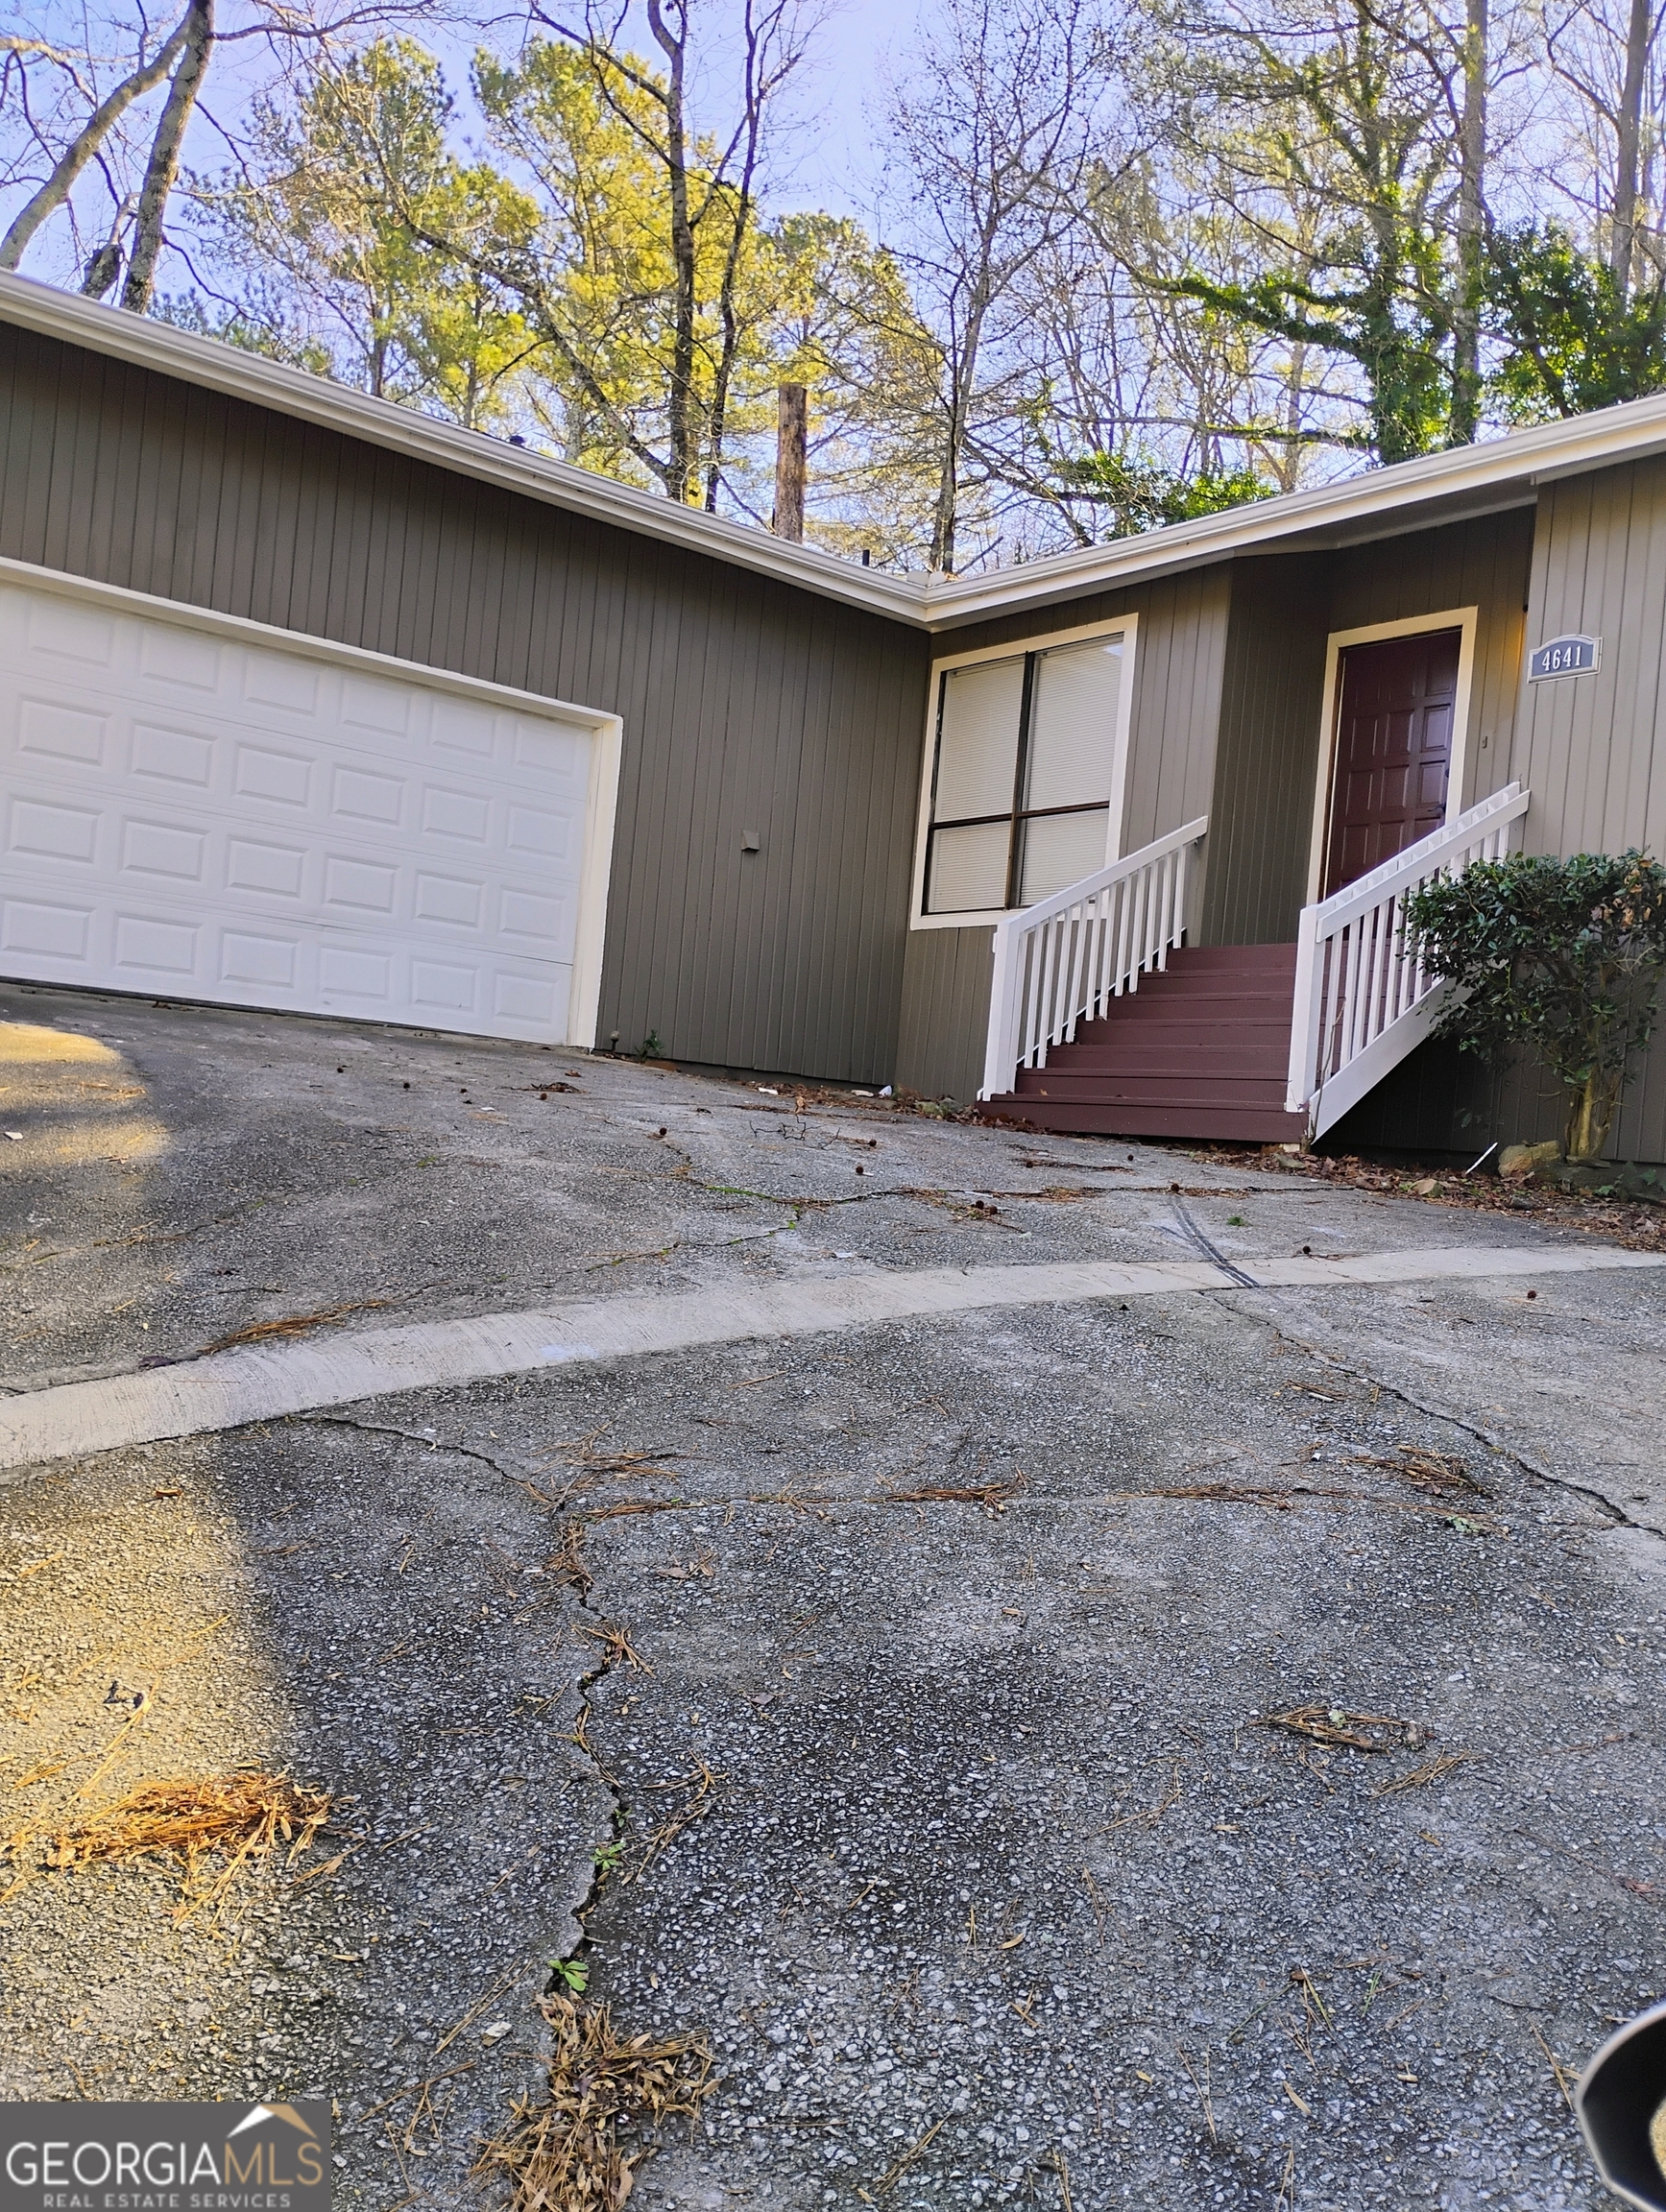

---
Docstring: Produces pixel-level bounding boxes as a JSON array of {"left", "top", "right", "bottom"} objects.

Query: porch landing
[{"left": 978, "top": 944, "right": 1310, "bottom": 1142}]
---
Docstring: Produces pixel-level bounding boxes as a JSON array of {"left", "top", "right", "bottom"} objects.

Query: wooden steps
[{"left": 978, "top": 944, "right": 1310, "bottom": 1142}]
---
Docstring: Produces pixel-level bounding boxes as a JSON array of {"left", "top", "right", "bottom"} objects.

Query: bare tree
[
  {"left": 528, "top": 0, "right": 821, "bottom": 503},
  {"left": 0, "top": 17, "right": 191, "bottom": 273},
  {"left": 0, "top": 0, "right": 458, "bottom": 311},
  {"left": 123, "top": 0, "right": 215, "bottom": 310},
  {"left": 1451, "top": 0, "right": 1489, "bottom": 440},
  {"left": 878, "top": 0, "right": 1112, "bottom": 573},
  {"left": 1538, "top": 0, "right": 1666, "bottom": 295}
]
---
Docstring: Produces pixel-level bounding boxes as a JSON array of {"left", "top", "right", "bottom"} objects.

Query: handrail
[
  {"left": 1286, "top": 781, "right": 1530, "bottom": 1133},
  {"left": 980, "top": 816, "right": 1208, "bottom": 1101}
]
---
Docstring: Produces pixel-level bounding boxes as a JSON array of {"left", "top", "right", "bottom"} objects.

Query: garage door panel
[
  {"left": 17, "top": 695, "right": 109, "bottom": 766},
  {"left": 0, "top": 576, "right": 603, "bottom": 1044},
  {"left": 9, "top": 794, "right": 100, "bottom": 863},
  {"left": 8, "top": 765, "right": 579, "bottom": 964},
  {"left": 26, "top": 595, "right": 114, "bottom": 667},
  {"left": 0, "top": 878, "right": 574, "bottom": 1044},
  {"left": 2, "top": 895, "right": 92, "bottom": 961}
]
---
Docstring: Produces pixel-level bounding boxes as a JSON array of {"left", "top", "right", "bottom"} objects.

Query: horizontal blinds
[
  {"left": 924, "top": 631, "right": 1122, "bottom": 917},
  {"left": 935, "top": 656, "right": 1025, "bottom": 822},
  {"left": 1025, "top": 637, "right": 1122, "bottom": 812}
]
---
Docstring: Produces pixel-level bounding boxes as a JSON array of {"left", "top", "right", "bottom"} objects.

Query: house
[{"left": 3, "top": 270, "right": 1666, "bottom": 1164}]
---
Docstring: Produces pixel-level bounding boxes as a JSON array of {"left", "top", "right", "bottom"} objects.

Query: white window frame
[
  {"left": 1303, "top": 605, "right": 1479, "bottom": 904},
  {"left": 909, "top": 613, "right": 1140, "bottom": 930}
]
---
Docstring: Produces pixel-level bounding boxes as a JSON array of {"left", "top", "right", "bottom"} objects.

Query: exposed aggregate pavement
[{"left": 2, "top": 982, "right": 1664, "bottom": 2210}]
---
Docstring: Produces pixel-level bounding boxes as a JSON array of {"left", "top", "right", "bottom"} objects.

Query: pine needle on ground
[
  {"left": 3, "top": 1769, "right": 332, "bottom": 1920},
  {"left": 471, "top": 1995, "right": 714, "bottom": 2210},
  {"left": 1256, "top": 1705, "right": 1417, "bottom": 1753}
]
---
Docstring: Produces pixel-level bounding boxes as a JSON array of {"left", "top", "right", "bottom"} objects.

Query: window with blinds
[{"left": 922, "top": 632, "right": 1125, "bottom": 916}]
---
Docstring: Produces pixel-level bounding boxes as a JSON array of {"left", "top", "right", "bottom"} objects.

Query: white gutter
[
  {"left": 0, "top": 272, "right": 925, "bottom": 626},
  {"left": 9, "top": 270, "right": 1666, "bottom": 633},
  {"left": 923, "top": 404, "right": 1666, "bottom": 627}
]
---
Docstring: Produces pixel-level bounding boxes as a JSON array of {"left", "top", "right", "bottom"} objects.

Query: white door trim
[
  {"left": 1303, "top": 605, "right": 1479, "bottom": 904},
  {"left": 908, "top": 611, "right": 1140, "bottom": 931},
  {"left": 0, "top": 554, "right": 622, "bottom": 1047}
]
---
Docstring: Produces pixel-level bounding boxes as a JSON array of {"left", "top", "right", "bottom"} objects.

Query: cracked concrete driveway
[{"left": 3, "top": 978, "right": 1666, "bottom": 2211}]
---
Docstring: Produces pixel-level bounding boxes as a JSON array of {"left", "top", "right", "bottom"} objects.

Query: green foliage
[
  {"left": 1171, "top": 267, "right": 1448, "bottom": 468},
  {"left": 1405, "top": 851, "right": 1666, "bottom": 1161},
  {"left": 1059, "top": 449, "right": 1269, "bottom": 536},
  {"left": 549, "top": 1956, "right": 591, "bottom": 1993},
  {"left": 1148, "top": 0, "right": 1470, "bottom": 468},
  {"left": 204, "top": 39, "right": 539, "bottom": 428},
  {"left": 638, "top": 1031, "right": 664, "bottom": 1060},
  {"left": 1484, "top": 222, "right": 1666, "bottom": 422}
]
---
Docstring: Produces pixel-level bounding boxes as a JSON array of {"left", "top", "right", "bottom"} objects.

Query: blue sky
[
  {"left": 0, "top": 0, "right": 913, "bottom": 294},
  {"left": 772, "top": 0, "right": 905, "bottom": 221}
]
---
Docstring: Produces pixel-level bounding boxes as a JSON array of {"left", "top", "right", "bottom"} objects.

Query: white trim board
[
  {"left": 909, "top": 613, "right": 1139, "bottom": 931},
  {"left": 3, "top": 1240, "right": 1661, "bottom": 1473},
  {"left": 0, "top": 554, "right": 622, "bottom": 1049},
  {"left": 1304, "top": 608, "right": 1479, "bottom": 905},
  {"left": 14, "top": 270, "right": 1666, "bottom": 634}
]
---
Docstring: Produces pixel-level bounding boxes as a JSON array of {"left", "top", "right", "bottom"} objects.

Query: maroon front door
[{"left": 1322, "top": 628, "right": 1460, "bottom": 894}]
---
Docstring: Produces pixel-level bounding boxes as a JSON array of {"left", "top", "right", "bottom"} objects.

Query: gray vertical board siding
[
  {"left": 1335, "top": 487, "right": 1666, "bottom": 1166},
  {"left": 1511, "top": 459, "right": 1666, "bottom": 1163},
  {"left": 890, "top": 574, "right": 1231, "bottom": 1091},
  {"left": 1201, "top": 553, "right": 1333, "bottom": 946},
  {"left": 895, "top": 926, "right": 997, "bottom": 1102},
  {"left": 1316, "top": 1033, "right": 1501, "bottom": 1159},
  {"left": 1208, "top": 512, "right": 1532, "bottom": 954},
  {"left": 0, "top": 324, "right": 931, "bottom": 1084}
]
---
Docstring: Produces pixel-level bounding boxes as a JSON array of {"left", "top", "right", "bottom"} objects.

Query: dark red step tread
[
  {"left": 980, "top": 1100, "right": 1308, "bottom": 1140},
  {"left": 980, "top": 941, "right": 1302, "bottom": 1141}
]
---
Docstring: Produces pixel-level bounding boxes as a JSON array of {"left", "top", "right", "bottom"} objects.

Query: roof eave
[
  {"left": 0, "top": 272, "right": 929, "bottom": 626},
  {"left": 11, "top": 272, "right": 1666, "bottom": 632},
  {"left": 921, "top": 402, "right": 1666, "bottom": 629}
]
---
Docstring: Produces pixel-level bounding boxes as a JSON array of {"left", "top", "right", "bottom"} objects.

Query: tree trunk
[
  {"left": 120, "top": 0, "right": 213, "bottom": 314},
  {"left": 646, "top": 0, "right": 696, "bottom": 502},
  {"left": 1564, "top": 1067, "right": 1622, "bottom": 1162},
  {"left": 930, "top": 402, "right": 959, "bottom": 574},
  {"left": 0, "top": 13, "right": 189, "bottom": 273},
  {"left": 772, "top": 382, "right": 807, "bottom": 538},
  {"left": 1610, "top": 0, "right": 1653, "bottom": 297},
  {"left": 931, "top": 300, "right": 989, "bottom": 575},
  {"left": 1450, "top": 0, "right": 1488, "bottom": 445}
]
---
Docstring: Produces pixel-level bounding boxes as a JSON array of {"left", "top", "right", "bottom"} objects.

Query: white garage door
[{"left": 0, "top": 567, "right": 616, "bottom": 1044}]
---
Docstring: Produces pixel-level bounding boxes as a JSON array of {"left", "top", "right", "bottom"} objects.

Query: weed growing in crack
[{"left": 472, "top": 1993, "right": 713, "bottom": 2209}]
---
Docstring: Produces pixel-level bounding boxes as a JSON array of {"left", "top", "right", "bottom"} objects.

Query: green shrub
[{"left": 1404, "top": 851, "right": 1666, "bottom": 1163}]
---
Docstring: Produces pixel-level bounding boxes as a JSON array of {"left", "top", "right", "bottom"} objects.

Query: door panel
[
  {"left": 1323, "top": 629, "right": 1460, "bottom": 894},
  {"left": 0, "top": 578, "right": 603, "bottom": 1043}
]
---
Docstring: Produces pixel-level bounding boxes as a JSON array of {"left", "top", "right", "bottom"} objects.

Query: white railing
[
  {"left": 1286, "top": 781, "right": 1531, "bottom": 1137},
  {"left": 979, "top": 816, "right": 1208, "bottom": 1102}
]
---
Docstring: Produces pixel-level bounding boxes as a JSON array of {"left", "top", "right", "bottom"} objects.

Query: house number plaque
[{"left": 1528, "top": 633, "right": 1602, "bottom": 680}]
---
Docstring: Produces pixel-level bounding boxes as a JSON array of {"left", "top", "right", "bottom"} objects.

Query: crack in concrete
[
  {"left": 296, "top": 1409, "right": 527, "bottom": 1482},
  {"left": 1218, "top": 1293, "right": 1666, "bottom": 1545},
  {"left": 296, "top": 1414, "right": 646, "bottom": 2005},
  {"left": 549, "top": 1555, "right": 631, "bottom": 2001}
]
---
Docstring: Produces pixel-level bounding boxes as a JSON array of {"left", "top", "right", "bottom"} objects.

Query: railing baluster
[
  {"left": 1112, "top": 872, "right": 1134, "bottom": 996},
  {"left": 979, "top": 816, "right": 1212, "bottom": 1100},
  {"left": 1282, "top": 781, "right": 1530, "bottom": 1131},
  {"left": 1070, "top": 896, "right": 1097, "bottom": 1040},
  {"left": 1155, "top": 852, "right": 1175, "bottom": 970}
]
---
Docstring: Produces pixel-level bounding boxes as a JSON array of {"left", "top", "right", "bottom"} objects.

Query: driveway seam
[{"left": 4, "top": 1242, "right": 1663, "bottom": 1474}]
